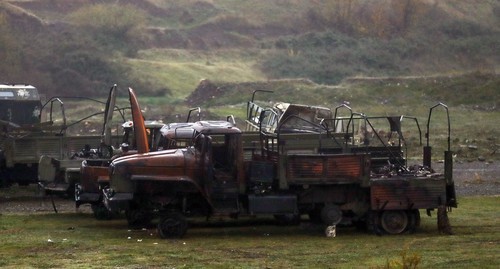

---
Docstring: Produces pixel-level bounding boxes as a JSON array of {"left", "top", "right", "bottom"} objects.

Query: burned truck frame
[
  {"left": 0, "top": 84, "right": 123, "bottom": 189},
  {"left": 34, "top": 85, "right": 136, "bottom": 197},
  {"left": 76, "top": 119, "right": 165, "bottom": 219},
  {"left": 101, "top": 88, "right": 456, "bottom": 238}
]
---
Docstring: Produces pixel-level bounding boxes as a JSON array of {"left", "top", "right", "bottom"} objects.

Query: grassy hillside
[
  {"left": 2, "top": 0, "right": 498, "bottom": 97},
  {"left": 1, "top": 0, "right": 499, "bottom": 161}
]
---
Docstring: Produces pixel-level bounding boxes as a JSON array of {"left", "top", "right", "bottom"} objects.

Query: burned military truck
[
  {"left": 0, "top": 84, "right": 131, "bottom": 191},
  {"left": 0, "top": 84, "right": 42, "bottom": 187},
  {"left": 76, "top": 108, "right": 206, "bottom": 219},
  {"left": 103, "top": 88, "right": 456, "bottom": 238},
  {"left": 76, "top": 120, "right": 165, "bottom": 219},
  {"left": 37, "top": 85, "right": 136, "bottom": 198}
]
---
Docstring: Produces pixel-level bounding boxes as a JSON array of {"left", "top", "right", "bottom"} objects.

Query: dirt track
[{"left": 0, "top": 161, "right": 498, "bottom": 214}]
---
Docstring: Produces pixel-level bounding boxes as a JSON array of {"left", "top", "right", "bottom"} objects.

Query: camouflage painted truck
[{"left": 102, "top": 88, "right": 456, "bottom": 238}]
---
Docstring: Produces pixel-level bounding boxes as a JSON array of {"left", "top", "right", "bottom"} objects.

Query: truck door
[{"left": 209, "top": 133, "right": 243, "bottom": 213}]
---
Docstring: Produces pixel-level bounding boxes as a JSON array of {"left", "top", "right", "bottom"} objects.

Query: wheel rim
[
  {"left": 321, "top": 204, "right": 342, "bottom": 225},
  {"left": 158, "top": 213, "right": 187, "bottom": 238},
  {"left": 380, "top": 210, "right": 408, "bottom": 234}
]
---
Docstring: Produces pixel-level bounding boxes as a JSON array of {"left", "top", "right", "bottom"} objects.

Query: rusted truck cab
[
  {"left": 104, "top": 119, "right": 244, "bottom": 231},
  {"left": 75, "top": 120, "right": 164, "bottom": 219}
]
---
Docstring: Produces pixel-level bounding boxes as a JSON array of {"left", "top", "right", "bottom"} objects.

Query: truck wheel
[
  {"left": 379, "top": 210, "right": 409, "bottom": 235},
  {"left": 406, "top": 209, "right": 420, "bottom": 234},
  {"left": 0, "top": 169, "right": 11, "bottom": 188},
  {"left": 321, "top": 204, "right": 342, "bottom": 225},
  {"left": 126, "top": 209, "right": 152, "bottom": 229},
  {"left": 91, "top": 203, "right": 114, "bottom": 220},
  {"left": 158, "top": 212, "right": 188, "bottom": 239}
]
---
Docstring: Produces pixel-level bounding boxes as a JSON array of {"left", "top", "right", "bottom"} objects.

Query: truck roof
[
  {"left": 161, "top": 121, "right": 241, "bottom": 140},
  {"left": 0, "top": 84, "right": 40, "bottom": 101},
  {"left": 192, "top": 120, "right": 241, "bottom": 135},
  {"left": 160, "top": 122, "right": 196, "bottom": 140}
]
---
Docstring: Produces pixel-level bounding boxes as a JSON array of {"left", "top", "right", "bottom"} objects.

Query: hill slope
[
  {"left": 1, "top": 0, "right": 499, "bottom": 162},
  {"left": 1, "top": 0, "right": 499, "bottom": 99}
]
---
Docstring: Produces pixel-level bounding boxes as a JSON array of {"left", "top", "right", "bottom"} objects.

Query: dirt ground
[{"left": 0, "top": 161, "right": 498, "bottom": 214}]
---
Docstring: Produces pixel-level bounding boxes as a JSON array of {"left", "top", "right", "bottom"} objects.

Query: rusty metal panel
[
  {"left": 370, "top": 177, "right": 447, "bottom": 210},
  {"left": 80, "top": 160, "right": 111, "bottom": 192},
  {"left": 286, "top": 154, "right": 367, "bottom": 184}
]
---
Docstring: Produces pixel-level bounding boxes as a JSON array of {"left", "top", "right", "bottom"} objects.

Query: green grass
[
  {"left": 0, "top": 196, "right": 498, "bottom": 268},
  {"left": 124, "top": 49, "right": 266, "bottom": 100}
]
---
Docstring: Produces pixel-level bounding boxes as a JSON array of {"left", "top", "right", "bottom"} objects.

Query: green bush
[{"left": 67, "top": 4, "right": 147, "bottom": 38}]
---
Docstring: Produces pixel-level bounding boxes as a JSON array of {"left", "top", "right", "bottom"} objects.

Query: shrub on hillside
[
  {"left": 67, "top": 3, "right": 148, "bottom": 54},
  {"left": 67, "top": 4, "right": 147, "bottom": 38},
  {"left": 261, "top": 31, "right": 414, "bottom": 83}
]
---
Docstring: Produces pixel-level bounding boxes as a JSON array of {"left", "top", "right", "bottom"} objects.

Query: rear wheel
[
  {"left": 0, "top": 168, "right": 11, "bottom": 188},
  {"left": 158, "top": 212, "right": 188, "bottom": 239},
  {"left": 407, "top": 209, "right": 421, "bottom": 233},
  {"left": 321, "top": 204, "right": 343, "bottom": 225},
  {"left": 380, "top": 210, "right": 409, "bottom": 234}
]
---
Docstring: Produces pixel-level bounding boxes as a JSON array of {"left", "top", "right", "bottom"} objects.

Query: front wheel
[
  {"left": 126, "top": 209, "right": 152, "bottom": 229},
  {"left": 91, "top": 202, "right": 114, "bottom": 220},
  {"left": 158, "top": 212, "right": 188, "bottom": 239}
]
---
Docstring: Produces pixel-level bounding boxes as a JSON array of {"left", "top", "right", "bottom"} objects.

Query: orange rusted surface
[
  {"left": 286, "top": 154, "right": 369, "bottom": 184},
  {"left": 370, "top": 177, "right": 447, "bottom": 210},
  {"left": 128, "top": 88, "right": 148, "bottom": 154},
  {"left": 80, "top": 160, "right": 110, "bottom": 192}
]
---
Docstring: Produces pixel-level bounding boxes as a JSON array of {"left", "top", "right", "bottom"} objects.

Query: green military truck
[
  {"left": 0, "top": 84, "right": 128, "bottom": 193},
  {"left": 0, "top": 83, "right": 43, "bottom": 187}
]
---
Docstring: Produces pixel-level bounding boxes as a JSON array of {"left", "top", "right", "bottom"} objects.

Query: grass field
[{"left": 0, "top": 196, "right": 498, "bottom": 268}]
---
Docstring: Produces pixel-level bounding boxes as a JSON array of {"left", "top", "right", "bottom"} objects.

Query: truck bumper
[
  {"left": 74, "top": 183, "right": 101, "bottom": 207},
  {"left": 103, "top": 191, "right": 133, "bottom": 213}
]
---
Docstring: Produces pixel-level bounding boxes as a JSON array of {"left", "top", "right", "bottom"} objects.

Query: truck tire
[
  {"left": 321, "top": 204, "right": 343, "bottom": 225},
  {"left": 91, "top": 203, "right": 114, "bottom": 220},
  {"left": 379, "top": 210, "right": 409, "bottom": 235},
  {"left": 126, "top": 209, "right": 152, "bottom": 229},
  {"left": 158, "top": 212, "right": 188, "bottom": 239},
  {"left": 0, "top": 169, "right": 11, "bottom": 188}
]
